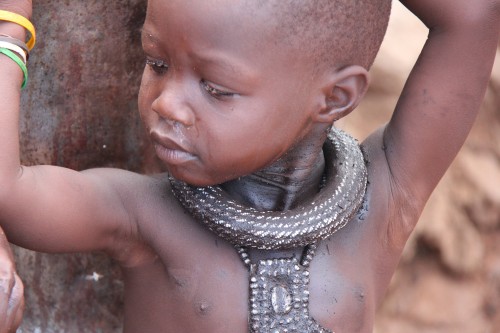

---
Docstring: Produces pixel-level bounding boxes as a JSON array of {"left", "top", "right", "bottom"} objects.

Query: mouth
[{"left": 150, "top": 131, "right": 197, "bottom": 165}]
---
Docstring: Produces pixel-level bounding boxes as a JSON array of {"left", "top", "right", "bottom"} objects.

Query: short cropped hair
[{"left": 248, "top": 0, "right": 392, "bottom": 72}]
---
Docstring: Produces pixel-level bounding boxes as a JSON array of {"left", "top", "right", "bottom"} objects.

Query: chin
[
  {"left": 166, "top": 168, "right": 217, "bottom": 187},
  {"left": 164, "top": 156, "right": 252, "bottom": 187}
]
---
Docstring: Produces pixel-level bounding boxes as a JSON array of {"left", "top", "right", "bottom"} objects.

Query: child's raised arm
[
  {"left": 0, "top": 1, "right": 139, "bottom": 259},
  {"left": 382, "top": 0, "right": 500, "bottom": 206}
]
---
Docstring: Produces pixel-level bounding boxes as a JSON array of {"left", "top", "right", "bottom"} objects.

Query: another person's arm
[{"left": 0, "top": 229, "right": 23, "bottom": 333}]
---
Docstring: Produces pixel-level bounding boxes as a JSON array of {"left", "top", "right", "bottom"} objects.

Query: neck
[{"left": 221, "top": 129, "right": 328, "bottom": 211}]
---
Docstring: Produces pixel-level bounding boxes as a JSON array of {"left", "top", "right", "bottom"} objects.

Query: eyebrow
[{"left": 194, "top": 53, "right": 257, "bottom": 80}]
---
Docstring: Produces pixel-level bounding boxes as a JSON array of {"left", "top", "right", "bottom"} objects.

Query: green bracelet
[{"left": 0, "top": 47, "right": 28, "bottom": 89}]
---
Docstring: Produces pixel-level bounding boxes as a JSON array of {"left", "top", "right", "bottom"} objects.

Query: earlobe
[{"left": 315, "top": 65, "right": 369, "bottom": 124}]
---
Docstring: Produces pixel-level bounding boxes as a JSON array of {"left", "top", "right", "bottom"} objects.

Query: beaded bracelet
[
  {"left": 0, "top": 34, "right": 29, "bottom": 59},
  {"left": 0, "top": 10, "right": 36, "bottom": 50},
  {"left": 0, "top": 41, "right": 27, "bottom": 64},
  {"left": 0, "top": 47, "right": 28, "bottom": 88}
]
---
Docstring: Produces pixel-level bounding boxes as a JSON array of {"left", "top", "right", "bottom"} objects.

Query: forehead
[
  {"left": 143, "top": 0, "right": 317, "bottom": 82},
  {"left": 144, "top": 0, "right": 292, "bottom": 58},
  {"left": 145, "top": 0, "right": 267, "bottom": 38}
]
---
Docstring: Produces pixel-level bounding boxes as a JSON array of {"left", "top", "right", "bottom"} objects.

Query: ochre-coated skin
[{"left": 0, "top": 0, "right": 500, "bottom": 332}]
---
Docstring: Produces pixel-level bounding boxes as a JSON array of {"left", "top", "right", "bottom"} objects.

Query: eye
[
  {"left": 201, "top": 80, "right": 236, "bottom": 99},
  {"left": 146, "top": 58, "right": 169, "bottom": 75}
]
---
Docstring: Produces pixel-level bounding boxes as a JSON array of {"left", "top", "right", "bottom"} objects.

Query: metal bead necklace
[{"left": 170, "top": 128, "right": 368, "bottom": 333}]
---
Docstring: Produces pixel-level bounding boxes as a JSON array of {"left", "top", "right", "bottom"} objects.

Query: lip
[{"left": 150, "top": 132, "right": 197, "bottom": 165}]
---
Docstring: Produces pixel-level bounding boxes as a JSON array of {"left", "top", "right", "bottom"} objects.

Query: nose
[{"left": 151, "top": 79, "right": 195, "bottom": 128}]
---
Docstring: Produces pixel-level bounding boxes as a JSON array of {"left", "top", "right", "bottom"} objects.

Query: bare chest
[
  {"left": 125, "top": 179, "right": 394, "bottom": 332},
  {"left": 121, "top": 232, "right": 376, "bottom": 333}
]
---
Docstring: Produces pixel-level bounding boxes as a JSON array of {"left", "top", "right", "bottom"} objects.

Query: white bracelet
[{"left": 0, "top": 40, "right": 27, "bottom": 64}]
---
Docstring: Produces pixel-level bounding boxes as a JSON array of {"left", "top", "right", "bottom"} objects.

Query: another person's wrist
[
  {"left": 0, "top": 9, "right": 35, "bottom": 89},
  {"left": 0, "top": 22, "right": 25, "bottom": 41}
]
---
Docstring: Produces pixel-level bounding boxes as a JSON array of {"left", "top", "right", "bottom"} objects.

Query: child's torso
[
  {"left": 117, "top": 131, "right": 417, "bottom": 332},
  {"left": 122, "top": 228, "right": 380, "bottom": 333}
]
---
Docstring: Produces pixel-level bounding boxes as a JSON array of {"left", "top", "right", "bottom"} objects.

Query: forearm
[
  {"left": 0, "top": 34, "right": 30, "bottom": 322},
  {"left": 396, "top": 12, "right": 499, "bottom": 146},
  {"left": 0, "top": 21, "right": 26, "bottom": 192},
  {"left": 385, "top": 2, "right": 500, "bottom": 196}
]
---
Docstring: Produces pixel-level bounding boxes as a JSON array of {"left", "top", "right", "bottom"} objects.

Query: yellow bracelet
[{"left": 0, "top": 10, "right": 36, "bottom": 50}]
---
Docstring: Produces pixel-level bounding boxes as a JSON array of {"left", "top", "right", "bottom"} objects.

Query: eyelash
[
  {"left": 146, "top": 58, "right": 169, "bottom": 74},
  {"left": 201, "top": 80, "right": 235, "bottom": 99},
  {"left": 145, "top": 58, "right": 235, "bottom": 99}
]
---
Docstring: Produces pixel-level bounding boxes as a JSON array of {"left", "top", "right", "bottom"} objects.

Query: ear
[{"left": 314, "top": 65, "right": 369, "bottom": 124}]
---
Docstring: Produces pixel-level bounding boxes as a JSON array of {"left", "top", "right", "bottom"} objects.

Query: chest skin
[
  {"left": 122, "top": 227, "right": 376, "bottom": 333},
  {"left": 118, "top": 133, "right": 411, "bottom": 333}
]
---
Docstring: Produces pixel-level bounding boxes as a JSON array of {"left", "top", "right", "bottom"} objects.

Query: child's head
[
  {"left": 139, "top": 0, "right": 391, "bottom": 186},
  {"left": 247, "top": 0, "right": 392, "bottom": 72}
]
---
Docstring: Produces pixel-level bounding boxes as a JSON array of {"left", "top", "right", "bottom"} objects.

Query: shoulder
[
  {"left": 82, "top": 168, "right": 176, "bottom": 266},
  {"left": 81, "top": 168, "right": 171, "bottom": 206}
]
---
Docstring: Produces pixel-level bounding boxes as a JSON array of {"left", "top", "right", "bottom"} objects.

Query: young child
[{"left": 1, "top": 0, "right": 499, "bottom": 332}]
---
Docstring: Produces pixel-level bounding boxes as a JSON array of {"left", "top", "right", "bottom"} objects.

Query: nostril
[
  {"left": 152, "top": 97, "right": 195, "bottom": 128},
  {"left": 173, "top": 120, "right": 184, "bottom": 130},
  {"left": 160, "top": 115, "right": 194, "bottom": 130},
  {"left": 165, "top": 118, "right": 182, "bottom": 128}
]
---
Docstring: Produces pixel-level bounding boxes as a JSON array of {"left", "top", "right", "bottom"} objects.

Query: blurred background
[{"left": 13, "top": 1, "right": 500, "bottom": 332}]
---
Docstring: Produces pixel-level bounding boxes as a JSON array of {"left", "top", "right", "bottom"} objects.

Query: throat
[
  {"left": 168, "top": 127, "right": 368, "bottom": 250},
  {"left": 221, "top": 150, "right": 325, "bottom": 211}
]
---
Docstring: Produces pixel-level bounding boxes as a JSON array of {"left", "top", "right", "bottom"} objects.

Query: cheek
[
  {"left": 138, "top": 73, "right": 157, "bottom": 124},
  {"left": 202, "top": 126, "right": 276, "bottom": 173},
  {"left": 138, "top": 72, "right": 149, "bottom": 110}
]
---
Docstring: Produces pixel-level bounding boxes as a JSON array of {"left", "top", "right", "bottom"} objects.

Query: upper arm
[
  {"left": 383, "top": 2, "right": 500, "bottom": 202},
  {"left": 0, "top": 165, "right": 140, "bottom": 255}
]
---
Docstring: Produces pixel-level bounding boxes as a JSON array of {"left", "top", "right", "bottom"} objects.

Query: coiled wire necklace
[{"left": 170, "top": 128, "right": 368, "bottom": 333}]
